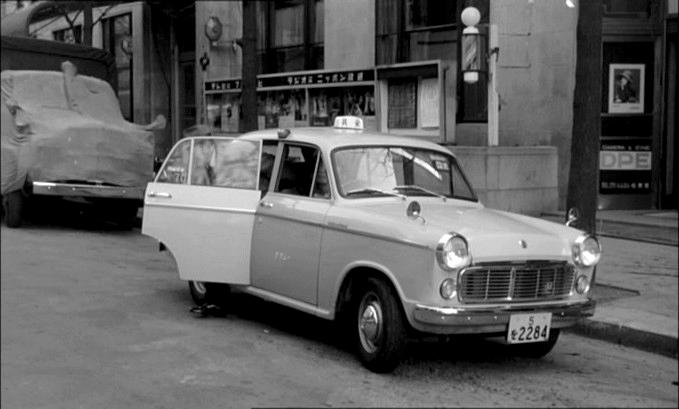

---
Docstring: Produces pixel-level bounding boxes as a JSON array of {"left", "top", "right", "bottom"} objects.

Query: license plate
[{"left": 507, "top": 312, "right": 552, "bottom": 344}]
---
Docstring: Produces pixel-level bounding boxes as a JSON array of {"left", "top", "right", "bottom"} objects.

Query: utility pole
[
  {"left": 82, "top": 2, "right": 93, "bottom": 46},
  {"left": 240, "top": 0, "right": 258, "bottom": 133},
  {"left": 566, "top": 0, "right": 603, "bottom": 234}
]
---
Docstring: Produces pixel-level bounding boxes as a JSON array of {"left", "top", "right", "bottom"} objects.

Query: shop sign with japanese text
[
  {"left": 599, "top": 138, "right": 652, "bottom": 194},
  {"left": 204, "top": 69, "right": 375, "bottom": 92}
]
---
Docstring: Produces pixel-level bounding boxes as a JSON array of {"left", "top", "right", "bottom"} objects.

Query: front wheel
[
  {"left": 353, "top": 277, "right": 407, "bottom": 373},
  {"left": 510, "top": 328, "right": 560, "bottom": 358}
]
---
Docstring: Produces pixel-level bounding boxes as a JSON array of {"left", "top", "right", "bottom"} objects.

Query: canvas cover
[
  {"left": 1, "top": 35, "right": 117, "bottom": 90},
  {"left": 1, "top": 62, "right": 163, "bottom": 195}
]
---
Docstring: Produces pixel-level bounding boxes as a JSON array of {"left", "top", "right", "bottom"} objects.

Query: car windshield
[{"left": 332, "top": 146, "right": 477, "bottom": 201}]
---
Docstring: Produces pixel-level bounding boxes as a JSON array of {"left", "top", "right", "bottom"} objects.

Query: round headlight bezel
[
  {"left": 572, "top": 234, "right": 602, "bottom": 267},
  {"left": 436, "top": 233, "right": 471, "bottom": 271}
]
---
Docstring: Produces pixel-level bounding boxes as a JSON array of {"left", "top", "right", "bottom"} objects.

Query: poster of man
[{"left": 608, "top": 63, "right": 645, "bottom": 114}]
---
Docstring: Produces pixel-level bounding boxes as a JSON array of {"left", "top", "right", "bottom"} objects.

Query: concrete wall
[
  {"left": 450, "top": 146, "right": 559, "bottom": 215},
  {"left": 324, "top": 0, "right": 374, "bottom": 70},
  {"left": 491, "top": 0, "right": 577, "bottom": 207}
]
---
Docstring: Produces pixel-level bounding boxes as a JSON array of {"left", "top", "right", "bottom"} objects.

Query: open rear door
[{"left": 142, "top": 137, "right": 262, "bottom": 285}]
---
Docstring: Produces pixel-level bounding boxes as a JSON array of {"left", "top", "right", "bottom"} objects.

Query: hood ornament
[{"left": 519, "top": 240, "right": 527, "bottom": 249}]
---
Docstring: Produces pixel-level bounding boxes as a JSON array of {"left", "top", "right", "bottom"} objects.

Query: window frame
[
  {"left": 257, "top": 0, "right": 324, "bottom": 74},
  {"left": 102, "top": 12, "right": 133, "bottom": 121},
  {"left": 273, "top": 142, "right": 325, "bottom": 198}
]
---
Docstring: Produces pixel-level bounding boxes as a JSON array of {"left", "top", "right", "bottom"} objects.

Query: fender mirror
[{"left": 566, "top": 207, "right": 580, "bottom": 227}]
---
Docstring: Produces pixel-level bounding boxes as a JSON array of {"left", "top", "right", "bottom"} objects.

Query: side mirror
[
  {"left": 406, "top": 201, "right": 425, "bottom": 224},
  {"left": 566, "top": 207, "right": 580, "bottom": 227}
]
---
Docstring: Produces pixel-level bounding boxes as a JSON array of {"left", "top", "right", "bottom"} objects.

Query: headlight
[
  {"left": 436, "top": 233, "right": 471, "bottom": 271},
  {"left": 572, "top": 235, "right": 602, "bottom": 267}
]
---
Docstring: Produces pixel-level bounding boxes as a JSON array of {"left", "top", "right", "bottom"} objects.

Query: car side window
[
  {"left": 189, "top": 138, "right": 261, "bottom": 189},
  {"left": 191, "top": 139, "right": 216, "bottom": 186},
  {"left": 156, "top": 139, "right": 190, "bottom": 184},
  {"left": 275, "top": 144, "right": 319, "bottom": 197}
]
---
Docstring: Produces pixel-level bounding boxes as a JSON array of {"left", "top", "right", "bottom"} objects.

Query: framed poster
[
  {"left": 608, "top": 63, "right": 645, "bottom": 114},
  {"left": 418, "top": 77, "right": 439, "bottom": 128},
  {"left": 387, "top": 79, "right": 417, "bottom": 129}
]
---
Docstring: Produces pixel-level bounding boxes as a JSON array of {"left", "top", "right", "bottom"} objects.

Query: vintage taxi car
[{"left": 142, "top": 116, "right": 601, "bottom": 373}]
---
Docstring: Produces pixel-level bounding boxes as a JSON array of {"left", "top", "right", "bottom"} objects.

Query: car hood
[{"left": 328, "top": 199, "right": 580, "bottom": 262}]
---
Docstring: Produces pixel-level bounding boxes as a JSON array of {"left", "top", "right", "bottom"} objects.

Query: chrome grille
[{"left": 459, "top": 262, "right": 575, "bottom": 303}]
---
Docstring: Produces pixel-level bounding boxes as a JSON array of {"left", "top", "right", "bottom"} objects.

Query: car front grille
[{"left": 458, "top": 262, "right": 575, "bottom": 303}]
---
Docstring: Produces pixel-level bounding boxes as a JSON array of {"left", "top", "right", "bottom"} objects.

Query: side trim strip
[
  {"left": 145, "top": 202, "right": 256, "bottom": 214},
  {"left": 258, "top": 212, "right": 431, "bottom": 250},
  {"left": 325, "top": 223, "right": 432, "bottom": 250}
]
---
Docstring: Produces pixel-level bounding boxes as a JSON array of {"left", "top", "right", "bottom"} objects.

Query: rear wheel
[
  {"left": 510, "top": 328, "right": 560, "bottom": 358},
  {"left": 353, "top": 277, "right": 407, "bottom": 373},
  {"left": 188, "top": 281, "right": 230, "bottom": 306},
  {"left": 3, "top": 190, "right": 24, "bottom": 228}
]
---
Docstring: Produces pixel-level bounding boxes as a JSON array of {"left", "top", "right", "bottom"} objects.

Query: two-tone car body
[{"left": 142, "top": 116, "right": 601, "bottom": 372}]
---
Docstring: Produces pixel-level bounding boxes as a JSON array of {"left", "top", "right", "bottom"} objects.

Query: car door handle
[
  {"left": 259, "top": 201, "right": 274, "bottom": 209},
  {"left": 148, "top": 191, "right": 172, "bottom": 198}
]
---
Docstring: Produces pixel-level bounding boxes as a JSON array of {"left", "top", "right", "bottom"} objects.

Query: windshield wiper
[
  {"left": 394, "top": 185, "right": 447, "bottom": 201},
  {"left": 346, "top": 187, "right": 406, "bottom": 200}
]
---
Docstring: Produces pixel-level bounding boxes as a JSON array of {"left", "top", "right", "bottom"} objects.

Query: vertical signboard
[{"left": 599, "top": 138, "right": 652, "bottom": 193}]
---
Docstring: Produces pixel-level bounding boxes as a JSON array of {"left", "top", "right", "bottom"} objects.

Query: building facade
[{"left": 3, "top": 0, "right": 676, "bottom": 212}]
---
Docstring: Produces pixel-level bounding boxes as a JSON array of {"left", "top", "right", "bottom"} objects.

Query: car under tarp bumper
[
  {"left": 410, "top": 299, "right": 595, "bottom": 335},
  {"left": 32, "top": 181, "right": 145, "bottom": 200}
]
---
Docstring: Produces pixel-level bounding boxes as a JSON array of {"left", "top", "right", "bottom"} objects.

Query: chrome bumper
[
  {"left": 32, "top": 181, "right": 145, "bottom": 200},
  {"left": 411, "top": 299, "right": 596, "bottom": 335}
]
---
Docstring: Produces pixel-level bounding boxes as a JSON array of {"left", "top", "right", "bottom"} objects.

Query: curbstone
[{"left": 566, "top": 318, "right": 678, "bottom": 359}]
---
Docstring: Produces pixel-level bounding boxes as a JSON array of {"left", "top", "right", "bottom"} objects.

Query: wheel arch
[{"left": 334, "top": 262, "right": 409, "bottom": 326}]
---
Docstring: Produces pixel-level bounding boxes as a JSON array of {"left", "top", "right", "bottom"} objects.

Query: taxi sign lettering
[{"left": 334, "top": 116, "right": 364, "bottom": 130}]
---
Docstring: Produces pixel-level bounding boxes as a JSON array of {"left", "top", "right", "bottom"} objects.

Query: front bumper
[
  {"left": 411, "top": 299, "right": 595, "bottom": 335},
  {"left": 32, "top": 181, "right": 145, "bottom": 200}
]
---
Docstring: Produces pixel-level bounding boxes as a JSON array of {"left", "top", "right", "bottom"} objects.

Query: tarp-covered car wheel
[{"left": 3, "top": 190, "right": 24, "bottom": 227}]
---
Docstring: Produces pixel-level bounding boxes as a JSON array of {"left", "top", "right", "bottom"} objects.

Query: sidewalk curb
[{"left": 566, "top": 318, "right": 678, "bottom": 359}]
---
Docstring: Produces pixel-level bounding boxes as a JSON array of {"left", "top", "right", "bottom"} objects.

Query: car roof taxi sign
[{"left": 333, "top": 116, "right": 364, "bottom": 130}]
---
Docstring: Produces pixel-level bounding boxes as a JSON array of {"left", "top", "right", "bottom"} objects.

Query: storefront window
[
  {"left": 206, "top": 92, "right": 241, "bottom": 134},
  {"left": 258, "top": 89, "right": 307, "bottom": 129},
  {"left": 103, "top": 13, "right": 132, "bottom": 121},
  {"left": 204, "top": 69, "right": 376, "bottom": 132}
]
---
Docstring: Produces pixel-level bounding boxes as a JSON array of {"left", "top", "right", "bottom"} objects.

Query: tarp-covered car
[{"left": 1, "top": 61, "right": 165, "bottom": 227}]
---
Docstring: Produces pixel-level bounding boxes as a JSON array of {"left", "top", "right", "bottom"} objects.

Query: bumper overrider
[{"left": 411, "top": 299, "right": 595, "bottom": 335}]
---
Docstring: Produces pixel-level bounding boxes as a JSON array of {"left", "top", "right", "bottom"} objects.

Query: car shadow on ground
[
  {"left": 6, "top": 196, "right": 140, "bottom": 232},
  {"left": 190, "top": 290, "right": 549, "bottom": 372}
]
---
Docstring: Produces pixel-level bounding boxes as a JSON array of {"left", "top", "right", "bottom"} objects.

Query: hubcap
[{"left": 358, "top": 293, "right": 383, "bottom": 354}]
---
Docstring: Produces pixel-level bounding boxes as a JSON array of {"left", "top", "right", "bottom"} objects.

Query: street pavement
[{"left": 542, "top": 210, "right": 678, "bottom": 359}]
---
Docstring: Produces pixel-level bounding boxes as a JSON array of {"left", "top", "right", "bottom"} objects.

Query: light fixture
[{"left": 204, "top": 16, "right": 223, "bottom": 44}]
